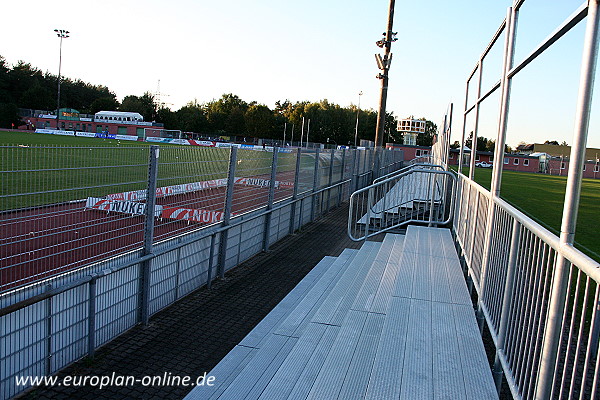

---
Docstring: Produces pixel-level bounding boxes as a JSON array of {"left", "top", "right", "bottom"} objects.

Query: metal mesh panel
[
  {"left": 231, "top": 149, "right": 273, "bottom": 215},
  {"left": 297, "top": 150, "right": 316, "bottom": 195},
  {"left": 274, "top": 150, "right": 296, "bottom": 204},
  {"left": 94, "top": 266, "right": 139, "bottom": 347},
  {"left": 0, "top": 145, "right": 149, "bottom": 293},
  {"left": 154, "top": 146, "right": 230, "bottom": 241},
  {"left": 50, "top": 285, "right": 88, "bottom": 372}
]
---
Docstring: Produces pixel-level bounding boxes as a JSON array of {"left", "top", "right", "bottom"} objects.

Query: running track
[{"left": 0, "top": 180, "right": 294, "bottom": 292}]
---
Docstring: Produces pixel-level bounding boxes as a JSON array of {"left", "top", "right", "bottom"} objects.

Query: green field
[
  {"left": 456, "top": 166, "right": 600, "bottom": 261},
  {"left": 0, "top": 131, "right": 274, "bottom": 210}
]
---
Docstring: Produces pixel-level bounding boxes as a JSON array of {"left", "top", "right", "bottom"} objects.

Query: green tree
[
  {"left": 0, "top": 102, "right": 19, "bottom": 128},
  {"left": 157, "top": 106, "right": 177, "bottom": 129},
  {"left": 19, "top": 81, "right": 54, "bottom": 110},
  {"left": 120, "top": 92, "right": 157, "bottom": 121},
  {"left": 245, "top": 104, "right": 274, "bottom": 137},
  {"left": 416, "top": 118, "right": 437, "bottom": 146},
  {"left": 90, "top": 96, "right": 119, "bottom": 113},
  {"left": 175, "top": 102, "right": 207, "bottom": 133}
]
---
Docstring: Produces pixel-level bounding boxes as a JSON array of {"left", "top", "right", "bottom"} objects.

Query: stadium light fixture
[{"left": 55, "top": 29, "right": 70, "bottom": 130}]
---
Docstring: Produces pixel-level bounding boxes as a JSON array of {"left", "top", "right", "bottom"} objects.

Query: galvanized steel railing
[
  {"left": 453, "top": 173, "right": 600, "bottom": 400},
  {"left": 452, "top": 1, "right": 600, "bottom": 399},
  {"left": 348, "top": 166, "right": 455, "bottom": 241}
]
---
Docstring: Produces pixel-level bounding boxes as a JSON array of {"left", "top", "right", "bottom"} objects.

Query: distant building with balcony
[
  {"left": 397, "top": 118, "right": 426, "bottom": 146},
  {"left": 19, "top": 108, "right": 164, "bottom": 140}
]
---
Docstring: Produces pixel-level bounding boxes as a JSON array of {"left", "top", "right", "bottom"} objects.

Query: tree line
[{"left": 0, "top": 56, "right": 437, "bottom": 145}]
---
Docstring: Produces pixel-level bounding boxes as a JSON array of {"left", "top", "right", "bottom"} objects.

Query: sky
[{"left": 1, "top": 0, "right": 598, "bottom": 148}]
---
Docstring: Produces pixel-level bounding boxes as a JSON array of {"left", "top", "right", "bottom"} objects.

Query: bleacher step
[{"left": 184, "top": 226, "right": 498, "bottom": 400}]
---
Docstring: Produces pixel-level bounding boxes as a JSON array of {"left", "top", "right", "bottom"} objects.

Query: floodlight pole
[
  {"left": 54, "top": 29, "right": 69, "bottom": 130},
  {"left": 354, "top": 91, "right": 363, "bottom": 147},
  {"left": 374, "top": 0, "right": 396, "bottom": 148}
]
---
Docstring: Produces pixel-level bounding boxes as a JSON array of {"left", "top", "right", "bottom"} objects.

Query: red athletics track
[{"left": 0, "top": 182, "right": 294, "bottom": 292}]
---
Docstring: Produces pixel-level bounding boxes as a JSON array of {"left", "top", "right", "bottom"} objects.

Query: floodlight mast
[
  {"left": 54, "top": 29, "right": 70, "bottom": 130},
  {"left": 374, "top": 0, "right": 397, "bottom": 148}
]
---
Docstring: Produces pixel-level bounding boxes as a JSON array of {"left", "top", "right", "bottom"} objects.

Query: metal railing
[
  {"left": 451, "top": 1, "right": 600, "bottom": 399},
  {"left": 453, "top": 173, "right": 600, "bottom": 400},
  {"left": 348, "top": 166, "right": 455, "bottom": 241},
  {"left": 0, "top": 144, "right": 403, "bottom": 400}
]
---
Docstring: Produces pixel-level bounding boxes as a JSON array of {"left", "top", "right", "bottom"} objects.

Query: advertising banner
[{"left": 85, "top": 197, "right": 163, "bottom": 217}]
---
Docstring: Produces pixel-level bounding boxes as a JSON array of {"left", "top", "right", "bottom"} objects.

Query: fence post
[
  {"left": 174, "top": 242, "right": 182, "bottom": 301},
  {"left": 338, "top": 149, "right": 346, "bottom": 205},
  {"left": 263, "top": 147, "right": 278, "bottom": 251},
  {"left": 289, "top": 148, "right": 302, "bottom": 234},
  {"left": 475, "top": 6, "right": 516, "bottom": 334},
  {"left": 311, "top": 148, "right": 320, "bottom": 221},
  {"left": 207, "top": 234, "right": 216, "bottom": 289},
  {"left": 326, "top": 148, "right": 334, "bottom": 210},
  {"left": 536, "top": 2, "right": 600, "bottom": 398},
  {"left": 218, "top": 147, "right": 237, "bottom": 279},
  {"left": 140, "top": 145, "right": 159, "bottom": 326},
  {"left": 87, "top": 278, "right": 97, "bottom": 357},
  {"left": 469, "top": 57, "right": 484, "bottom": 181},
  {"left": 45, "top": 284, "right": 52, "bottom": 374},
  {"left": 492, "top": 219, "right": 520, "bottom": 392},
  {"left": 352, "top": 149, "right": 359, "bottom": 192}
]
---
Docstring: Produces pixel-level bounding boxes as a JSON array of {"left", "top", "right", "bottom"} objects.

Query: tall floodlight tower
[
  {"left": 54, "top": 29, "right": 70, "bottom": 129},
  {"left": 374, "top": 0, "right": 397, "bottom": 148}
]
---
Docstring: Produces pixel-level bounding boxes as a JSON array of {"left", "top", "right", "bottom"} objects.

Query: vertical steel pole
[
  {"left": 491, "top": 9, "right": 517, "bottom": 197},
  {"left": 536, "top": 2, "right": 600, "bottom": 398},
  {"left": 375, "top": 0, "right": 396, "bottom": 148},
  {"left": 207, "top": 234, "right": 216, "bottom": 289},
  {"left": 218, "top": 147, "right": 237, "bottom": 278},
  {"left": 300, "top": 117, "right": 305, "bottom": 148},
  {"left": 311, "top": 148, "right": 320, "bottom": 221},
  {"left": 174, "top": 244, "right": 182, "bottom": 301},
  {"left": 476, "top": 7, "right": 517, "bottom": 333},
  {"left": 263, "top": 147, "right": 278, "bottom": 251},
  {"left": 469, "top": 59, "right": 484, "bottom": 180},
  {"left": 140, "top": 145, "right": 159, "bottom": 325},
  {"left": 352, "top": 149, "right": 359, "bottom": 192},
  {"left": 493, "top": 219, "right": 521, "bottom": 392},
  {"left": 459, "top": 79, "right": 470, "bottom": 175},
  {"left": 446, "top": 103, "right": 454, "bottom": 170},
  {"left": 338, "top": 149, "right": 346, "bottom": 205},
  {"left": 289, "top": 148, "right": 302, "bottom": 234},
  {"left": 87, "top": 278, "right": 97, "bottom": 357},
  {"left": 45, "top": 284, "right": 52, "bottom": 374},
  {"left": 56, "top": 33, "right": 64, "bottom": 129},
  {"left": 327, "top": 148, "right": 334, "bottom": 210}
]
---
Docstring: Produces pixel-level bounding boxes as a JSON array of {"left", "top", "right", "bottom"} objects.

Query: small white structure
[
  {"left": 94, "top": 111, "right": 144, "bottom": 124},
  {"left": 397, "top": 118, "right": 426, "bottom": 146}
]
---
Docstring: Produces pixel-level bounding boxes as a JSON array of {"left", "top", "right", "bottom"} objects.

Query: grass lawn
[
  {"left": 456, "top": 166, "right": 600, "bottom": 261},
  {"left": 0, "top": 131, "right": 300, "bottom": 210}
]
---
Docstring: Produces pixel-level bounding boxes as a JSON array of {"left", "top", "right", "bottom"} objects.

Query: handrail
[
  {"left": 348, "top": 167, "right": 456, "bottom": 241},
  {"left": 373, "top": 162, "right": 444, "bottom": 184}
]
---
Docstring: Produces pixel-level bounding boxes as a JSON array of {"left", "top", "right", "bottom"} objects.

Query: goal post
[{"left": 143, "top": 128, "right": 183, "bottom": 140}]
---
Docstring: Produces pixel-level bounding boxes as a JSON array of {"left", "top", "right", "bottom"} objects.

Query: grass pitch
[
  {"left": 458, "top": 166, "right": 600, "bottom": 260},
  {"left": 0, "top": 131, "right": 304, "bottom": 211}
]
